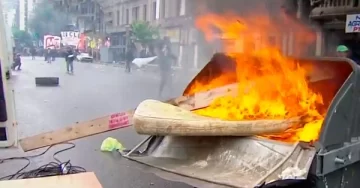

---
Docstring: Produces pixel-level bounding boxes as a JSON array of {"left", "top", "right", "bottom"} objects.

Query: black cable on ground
[{"left": 0, "top": 142, "right": 86, "bottom": 180}]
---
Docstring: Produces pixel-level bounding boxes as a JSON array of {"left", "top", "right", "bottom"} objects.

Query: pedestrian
[
  {"left": 12, "top": 53, "right": 22, "bottom": 71},
  {"left": 45, "top": 48, "right": 52, "bottom": 63},
  {"left": 30, "top": 47, "right": 36, "bottom": 60},
  {"left": 125, "top": 45, "right": 134, "bottom": 73},
  {"left": 51, "top": 48, "right": 56, "bottom": 61},
  {"left": 65, "top": 47, "right": 75, "bottom": 74},
  {"left": 336, "top": 45, "right": 360, "bottom": 64},
  {"left": 155, "top": 39, "right": 177, "bottom": 97}
]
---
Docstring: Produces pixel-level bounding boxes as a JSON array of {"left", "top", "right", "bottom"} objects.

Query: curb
[{"left": 80, "top": 61, "right": 200, "bottom": 74}]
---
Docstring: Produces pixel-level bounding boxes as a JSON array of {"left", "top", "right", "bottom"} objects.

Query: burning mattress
[{"left": 134, "top": 99, "right": 299, "bottom": 136}]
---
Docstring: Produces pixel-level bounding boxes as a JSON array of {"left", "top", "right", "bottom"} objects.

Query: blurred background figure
[
  {"left": 51, "top": 48, "right": 56, "bottom": 61},
  {"left": 336, "top": 45, "right": 359, "bottom": 64},
  {"left": 336, "top": 45, "right": 350, "bottom": 58},
  {"left": 45, "top": 48, "right": 52, "bottom": 63},
  {"left": 12, "top": 53, "right": 22, "bottom": 71},
  {"left": 30, "top": 47, "right": 36, "bottom": 60},
  {"left": 65, "top": 47, "right": 76, "bottom": 74},
  {"left": 125, "top": 44, "right": 135, "bottom": 73},
  {"left": 155, "top": 39, "right": 177, "bottom": 97}
]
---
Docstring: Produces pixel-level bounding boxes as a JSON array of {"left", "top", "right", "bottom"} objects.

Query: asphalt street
[{"left": 0, "top": 57, "right": 198, "bottom": 188}]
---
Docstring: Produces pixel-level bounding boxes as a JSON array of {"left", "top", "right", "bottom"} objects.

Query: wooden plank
[
  {"left": 174, "top": 83, "right": 237, "bottom": 110},
  {"left": 19, "top": 110, "right": 134, "bottom": 152},
  {"left": 0, "top": 172, "right": 102, "bottom": 188},
  {"left": 19, "top": 84, "right": 237, "bottom": 152}
]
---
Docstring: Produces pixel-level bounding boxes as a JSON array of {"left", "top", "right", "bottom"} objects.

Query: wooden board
[
  {"left": 174, "top": 83, "right": 237, "bottom": 110},
  {"left": 19, "top": 110, "right": 134, "bottom": 151},
  {"left": 134, "top": 99, "right": 300, "bottom": 136},
  {"left": 0, "top": 172, "right": 102, "bottom": 188},
  {"left": 19, "top": 85, "right": 237, "bottom": 152}
]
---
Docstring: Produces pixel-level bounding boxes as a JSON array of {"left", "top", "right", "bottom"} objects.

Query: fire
[{"left": 191, "top": 13, "right": 326, "bottom": 142}]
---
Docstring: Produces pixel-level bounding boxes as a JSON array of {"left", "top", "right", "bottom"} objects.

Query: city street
[{"left": 0, "top": 57, "right": 197, "bottom": 188}]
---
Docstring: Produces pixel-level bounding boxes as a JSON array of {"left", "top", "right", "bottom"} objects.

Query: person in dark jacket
[
  {"left": 45, "top": 48, "right": 52, "bottom": 63},
  {"left": 64, "top": 47, "right": 75, "bottom": 74},
  {"left": 125, "top": 45, "right": 134, "bottom": 73},
  {"left": 30, "top": 47, "right": 36, "bottom": 60},
  {"left": 51, "top": 48, "right": 56, "bottom": 61},
  {"left": 155, "top": 39, "right": 177, "bottom": 97},
  {"left": 12, "top": 54, "right": 22, "bottom": 71}
]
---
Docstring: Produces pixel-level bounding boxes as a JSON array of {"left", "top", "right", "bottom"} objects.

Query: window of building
[
  {"left": 152, "top": 2, "right": 156, "bottom": 20},
  {"left": 117, "top": 10, "right": 120, "bottom": 26},
  {"left": 161, "top": 0, "right": 166, "bottom": 18},
  {"left": 143, "top": 5, "right": 147, "bottom": 21},
  {"left": 176, "top": 0, "right": 181, "bottom": 17},
  {"left": 91, "top": 3, "right": 95, "bottom": 13},
  {"left": 81, "top": 5, "right": 87, "bottom": 14},
  {"left": 126, "top": 9, "right": 129, "bottom": 24},
  {"left": 132, "top": 6, "right": 139, "bottom": 21}
]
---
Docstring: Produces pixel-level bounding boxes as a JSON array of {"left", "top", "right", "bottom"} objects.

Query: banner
[
  {"left": 43, "top": 35, "right": 61, "bottom": 49},
  {"left": 61, "top": 31, "right": 80, "bottom": 46},
  {"left": 77, "top": 33, "right": 86, "bottom": 51},
  {"left": 346, "top": 14, "right": 360, "bottom": 33}
]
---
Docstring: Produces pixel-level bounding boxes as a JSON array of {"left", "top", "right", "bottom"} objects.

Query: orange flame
[{"left": 191, "top": 12, "right": 327, "bottom": 143}]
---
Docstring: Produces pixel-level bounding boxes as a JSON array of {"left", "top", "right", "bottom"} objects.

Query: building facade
[
  {"left": 2, "top": 0, "right": 17, "bottom": 27},
  {"left": 52, "top": 0, "right": 104, "bottom": 35},
  {"left": 309, "top": 0, "right": 360, "bottom": 56},
  {"left": 3, "top": 10, "right": 16, "bottom": 27},
  {"left": 97, "top": 0, "right": 199, "bottom": 68},
  {"left": 16, "top": 0, "right": 41, "bottom": 31}
]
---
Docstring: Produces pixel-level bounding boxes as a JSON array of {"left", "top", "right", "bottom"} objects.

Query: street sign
[
  {"left": 346, "top": 14, "right": 360, "bottom": 33},
  {"left": 43, "top": 35, "right": 61, "bottom": 49}
]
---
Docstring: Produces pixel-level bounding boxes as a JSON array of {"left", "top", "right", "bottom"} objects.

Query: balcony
[
  {"left": 105, "top": 23, "right": 129, "bottom": 34},
  {"left": 310, "top": 0, "right": 360, "bottom": 20},
  {"left": 158, "top": 15, "right": 193, "bottom": 28},
  {"left": 95, "top": 0, "right": 115, "bottom": 9}
]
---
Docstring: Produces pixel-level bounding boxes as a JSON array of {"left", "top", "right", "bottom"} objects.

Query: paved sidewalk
[{"left": 82, "top": 61, "right": 201, "bottom": 76}]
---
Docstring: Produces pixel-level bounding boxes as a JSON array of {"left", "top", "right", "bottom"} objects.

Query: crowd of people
[
  {"left": 124, "top": 37, "right": 177, "bottom": 97},
  {"left": 12, "top": 36, "right": 178, "bottom": 97},
  {"left": 12, "top": 46, "right": 77, "bottom": 74}
]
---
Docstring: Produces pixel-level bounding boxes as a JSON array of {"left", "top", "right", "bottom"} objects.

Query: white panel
[
  {"left": 180, "top": 0, "right": 185, "bottom": 16},
  {"left": 194, "top": 45, "right": 198, "bottom": 69},
  {"left": 178, "top": 45, "right": 183, "bottom": 67},
  {"left": 156, "top": 0, "right": 160, "bottom": 19}
]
